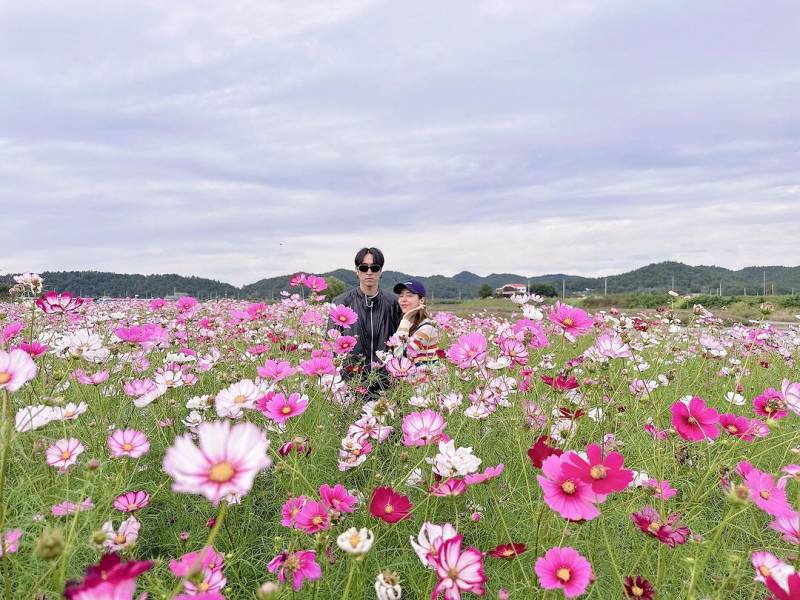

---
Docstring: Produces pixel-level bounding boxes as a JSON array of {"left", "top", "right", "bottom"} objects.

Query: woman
[{"left": 391, "top": 280, "right": 439, "bottom": 367}]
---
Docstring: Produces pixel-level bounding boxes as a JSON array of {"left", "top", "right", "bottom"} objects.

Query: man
[{"left": 331, "top": 247, "right": 402, "bottom": 391}]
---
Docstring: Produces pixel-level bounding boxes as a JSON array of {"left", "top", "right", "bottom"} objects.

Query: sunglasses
[{"left": 357, "top": 264, "right": 382, "bottom": 273}]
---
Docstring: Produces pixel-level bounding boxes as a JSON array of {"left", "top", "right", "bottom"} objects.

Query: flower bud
[
  {"left": 257, "top": 582, "right": 281, "bottom": 600},
  {"left": 36, "top": 528, "right": 65, "bottom": 560}
]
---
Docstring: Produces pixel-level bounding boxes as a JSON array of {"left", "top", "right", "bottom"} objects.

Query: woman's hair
[{"left": 407, "top": 302, "right": 432, "bottom": 336}]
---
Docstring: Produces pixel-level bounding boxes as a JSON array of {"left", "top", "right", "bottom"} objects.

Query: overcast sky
[{"left": 2, "top": 0, "right": 799, "bottom": 285}]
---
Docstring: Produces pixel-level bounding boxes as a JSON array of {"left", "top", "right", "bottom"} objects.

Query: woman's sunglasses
[{"left": 357, "top": 264, "right": 382, "bottom": 273}]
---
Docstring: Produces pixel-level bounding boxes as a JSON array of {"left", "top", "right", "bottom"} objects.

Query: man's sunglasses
[{"left": 357, "top": 264, "right": 382, "bottom": 273}]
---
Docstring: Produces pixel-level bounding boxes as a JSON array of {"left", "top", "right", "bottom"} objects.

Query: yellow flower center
[
  {"left": 384, "top": 503, "right": 394, "bottom": 514},
  {"left": 562, "top": 318, "right": 574, "bottom": 327},
  {"left": 199, "top": 582, "right": 210, "bottom": 592},
  {"left": 760, "top": 490, "right": 770, "bottom": 500},
  {"left": 687, "top": 416, "right": 698, "bottom": 425},
  {"left": 281, "top": 406, "right": 292, "bottom": 414},
  {"left": 648, "top": 521, "right": 662, "bottom": 533},
  {"left": 349, "top": 533, "right": 362, "bottom": 548},
  {"left": 727, "top": 424, "right": 738, "bottom": 433},
  {"left": 502, "top": 549, "right": 514, "bottom": 556},
  {"left": 312, "top": 516, "right": 324, "bottom": 526},
  {"left": 208, "top": 461, "right": 235, "bottom": 483},
  {"left": 759, "top": 565, "right": 771, "bottom": 577},
  {"left": 561, "top": 481, "right": 576, "bottom": 494},
  {"left": 234, "top": 395, "right": 247, "bottom": 405},
  {"left": 122, "top": 443, "right": 133, "bottom": 452},
  {"left": 556, "top": 567, "right": 571, "bottom": 582},
  {"left": 60, "top": 450, "right": 71, "bottom": 460},
  {"left": 631, "top": 584, "right": 644, "bottom": 596},
  {"left": 590, "top": 465, "right": 607, "bottom": 479},
  {"left": 127, "top": 504, "right": 137, "bottom": 510},
  {"left": 0, "top": 373, "right": 11, "bottom": 384},
  {"left": 114, "top": 533, "right": 127, "bottom": 544}
]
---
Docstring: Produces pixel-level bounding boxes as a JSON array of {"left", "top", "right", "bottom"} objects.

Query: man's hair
[{"left": 354, "top": 247, "right": 385, "bottom": 268}]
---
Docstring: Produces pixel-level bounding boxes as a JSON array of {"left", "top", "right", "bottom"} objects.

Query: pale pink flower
[
  {"left": 0, "top": 348, "right": 38, "bottom": 393},
  {"left": 746, "top": 469, "right": 794, "bottom": 518},
  {"left": 46, "top": 438, "right": 85, "bottom": 472},
  {"left": 101, "top": 515, "right": 140, "bottom": 551},
  {"left": 0, "top": 528, "right": 21, "bottom": 557},
  {"left": 769, "top": 511, "right": 800, "bottom": 545},
  {"left": 256, "top": 359, "right": 297, "bottom": 381},
  {"left": 644, "top": 479, "right": 677, "bottom": 500},
  {"left": 51, "top": 498, "right": 94, "bottom": 517},
  {"left": 593, "top": 331, "right": 632, "bottom": 359},
  {"left": 447, "top": 333, "right": 488, "bottom": 368},
  {"left": 162, "top": 420, "right": 272, "bottom": 505},
  {"left": 113, "top": 491, "right": 151, "bottom": 513},
  {"left": 108, "top": 429, "right": 150, "bottom": 458},
  {"left": 782, "top": 379, "right": 800, "bottom": 415},
  {"left": 431, "top": 534, "right": 487, "bottom": 600},
  {"left": 214, "top": 379, "right": 260, "bottom": 419},
  {"left": 402, "top": 409, "right": 446, "bottom": 447}
]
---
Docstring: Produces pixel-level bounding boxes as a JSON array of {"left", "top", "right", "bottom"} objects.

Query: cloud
[{"left": 2, "top": 0, "right": 799, "bottom": 285}]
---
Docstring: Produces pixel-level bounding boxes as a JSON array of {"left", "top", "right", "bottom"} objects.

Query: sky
[{"left": 2, "top": 0, "right": 799, "bottom": 286}]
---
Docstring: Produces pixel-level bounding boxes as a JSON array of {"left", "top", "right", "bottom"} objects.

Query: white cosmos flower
[
  {"left": 429, "top": 440, "right": 481, "bottom": 477},
  {"left": 215, "top": 379, "right": 260, "bottom": 418},
  {"left": 336, "top": 527, "right": 374, "bottom": 556},
  {"left": 724, "top": 392, "right": 746, "bottom": 406}
]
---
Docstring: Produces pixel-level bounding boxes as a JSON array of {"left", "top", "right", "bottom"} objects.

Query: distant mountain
[{"left": 2, "top": 262, "right": 799, "bottom": 300}]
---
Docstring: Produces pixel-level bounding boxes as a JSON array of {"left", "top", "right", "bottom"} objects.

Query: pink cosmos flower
[
  {"left": 402, "top": 409, "right": 446, "bottom": 447},
  {"left": 745, "top": 469, "right": 794, "bottom": 518},
  {"left": 329, "top": 304, "right": 358, "bottom": 328},
  {"left": 670, "top": 397, "right": 720, "bottom": 441},
  {"left": 267, "top": 550, "right": 322, "bottom": 592},
  {"left": 541, "top": 374, "right": 579, "bottom": 391},
  {"left": 176, "top": 296, "right": 198, "bottom": 312},
  {"left": 537, "top": 454, "right": 600, "bottom": 521},
  {"left": 535, "top": 546, "right": 593, "bottom": 598},
  {"left": 51, "top": 498, "right": 94, "bottom": 517},
  {"left": 319, "top": 484, "right": 356, "bottom": 513},
  {"left": 256, "top": 359, "right": 297, "bottom": 382},
  {"left": 0, "top": 348, "right": 38, "bottom": 393},
  {"left": 102, "top": 515, "right": 140, "bottom": 551},
  {"left": 72, "top": 368, "right": 109, "bottom": 386},
  {"left": 299, "top": 355, "right": 336, "bottom": 377},
  {"left": 162, "top": 420, "right": 272, "bottom": 505},
  {"left": 410, "top": 522, "right": 459, "bottom": 568},
  {"left": 719, "top": 413, "right": 758, "bottom": 441},
  {"left": 0, "top": 322, "right": 23, "bottom": 345},
  {"left": 333, "top": 335, "right": 357, "bottom": 354},
  {"left": 289, "top": 273, "right": 307, "bottom": 287},
  {"left": 169, "top": 546, "right": 224, "bottom": 577},
  {"left": 14, "top": 340, "right": 48, "bottom": 358},
  {"left": 261, "top": 392, "right": 309, "bottom": 425},
  {"left": 46, "top": 438, "right": 85, "bottom": 472},
  {"left": 281, "top": 496, "right": 308, "bottom": 528},
  {"left": 751, "top": 550, "right": 792, "bottom": 584},
  {"left": 644, "top": 479, "right": 677, "bottom": 501},
  {"left": 753, "top": 388, "right": 789, "bottom": 420},
  {"left": 770, "top": 512, "right": 800, "bottom": 545},
  {"left": 303, "top": 274, "right": 327, "bottom": 292},
  {"left": 108, "top": 429, "right": 150, "bottom": 458},
  {"left": 432, "top": 534, "right": 487, "bottom": 600},
  {"left": 430, "top": 478, "right": 468, "bottom": 497},
  {"left": 644, "top": 422, "right": 669, "bottom": 441},
  {"left": 631, "top": 506, "right": 690, "bottom": 547},
  {"left": 64, "top": 553, "right": 153, "bottom": 600},
  {"left": 593, "top": 331, "right": 633, "bottom": 359},
  {"left": 35, "top": 290, "right": 84, "bottom": 314},
  {"left": 0, "top": 528, "right": 21, "bottom": 557},
  {"left": 114, "top": 323, "right": 169, "bottom": 349},
  {"left": 113, "top": 491, "right": 151, "bottom": 513},
  {"left": 385, "top": 356, "right": 417, "bottom": 379},
  {"left": 764, "top": 571, "right": 800, "bottom": 600},
  {"left": 294, "top": 500, "right": 330, "bottom": 534},
  {"left": 562, "top": 444, "right": 633, "bottom": 495},
  {"left": 446, "top": 332, "right": 488, "bottom": 368},
  {"left": 781, "top": 379, "right": 800, "bottom": 415},
  {"left": 464, "top": 464, "right": 505, "bottom": 486},
  {"left": 548, "top": 303, "right": 594, "bottom": 339},
  {"left": 150, "top": 298, "right": 166, "bottom": 309}
]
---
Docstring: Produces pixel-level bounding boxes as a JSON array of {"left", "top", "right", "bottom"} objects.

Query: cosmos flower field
[{"left": 1, "top": 274, "right": 799, "bottom": 599}]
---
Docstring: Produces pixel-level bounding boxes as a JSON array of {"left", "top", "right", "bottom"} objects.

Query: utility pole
[
  {"left": 719, "top": 280, "right": 722, "bottom": 297},
  {"left": 671, "top": 275, "right": 675, "bottom": 292},
  {"left": 562, "top": 279, "right": 566, "bottom": 298},
  {"left": 763, "top": 271, "right": 767, "bottom": 296},
  {"left": 604, "top": 276, "right": 608, "bottom": 296}
]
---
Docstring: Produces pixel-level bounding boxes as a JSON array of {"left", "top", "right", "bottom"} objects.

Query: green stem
[
  {"left": 0, "top": 390, "right": 13, "bottom": 600},
  {"left": 340, "top": 559, "right": 358, "bottom": 600}
]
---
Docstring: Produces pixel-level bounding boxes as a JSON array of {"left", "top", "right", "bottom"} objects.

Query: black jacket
[{"left": 331, "top": 287, "right": 402, "bottom": 374}]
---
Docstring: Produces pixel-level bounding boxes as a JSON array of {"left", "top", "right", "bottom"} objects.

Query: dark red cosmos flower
[
  {"left": 631, "top": 507, "right": 690, "bottom": 548},
  {"left": 488, "top": 543, "right": 527, "bottom": 559},
  {"left": 624, "top": 575, "right": 656, "bottom": 599},
  {"left": 369, "top": 487, "right": 413, "bottom": 523},
  {"left": 64, "top": 553, "right": 153, "bottom": 599},
  {"left": 527, "top": 436, "right": 563, "bottom": 469},
  {"left": 541, "top": 374, "right": 579, "bottom": 391},
  {"left": 765, "top": 571, "right": 800, "bottom": 600}
]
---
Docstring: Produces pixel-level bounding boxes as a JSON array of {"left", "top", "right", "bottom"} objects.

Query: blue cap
[{"left": 393, "top": 279, "right": 426, "bottom": 297}]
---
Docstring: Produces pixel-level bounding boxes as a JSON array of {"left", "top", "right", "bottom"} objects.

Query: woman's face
[{"left": 398, "top": 289, "right": 422, "bottom": 314}]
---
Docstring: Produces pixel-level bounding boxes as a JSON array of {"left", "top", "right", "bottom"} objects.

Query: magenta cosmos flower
[
  {"left": 328, "top": 304, "right": 358, "bottom": 327},
  {"left": 432, "top": 534, "right": 487, "bottom": 600},
  {"left": 631, "top": 506, "right": 690, "bottom": 547},
  {"left": 256, "top": 359, "right": 297, "bottom": 382},
  {"left": 299, "top": 355, "right": 336, "bottom": 377},
  {"left": 0, "top": 348, "right": 38, "bottom": 393},
  {"left": 537, "top": 454, "right": 600, "bottom": 521},
  {"left": 113, "top": 491, "right": 151, "bottom": 513},
  {"left": 46, "top": 438, "right": 85, "bottom": 472},
  {"left": 108, "top": 429, "right": 150, "bottom": 458},
  {"left": 261, "top": 392, "right": 309, "bottom": 425},
  {"left": 267, "top": 550, "right": 322, "bottom": 592},
  {"left": 402, "top": 409, "right": 446, "bottom": 447},
  {"left": 319, "top": 483, "right": 356, "bottom": 513},
  {"left": 0, "top": 528, "right": 21, "bottom": 557},
  {"left": 369, "top": 486, "right": 413, "bottom": 523},
  {"left": 548, "top": 302, "right": 594, "bottom": 339},
  {"left": 294, "top": 500, "right": 330, "bottom": 534},
  {"left": 562, "top": 443, "right": 633, "bottom": 495},
  {"left": 35, "top": 290, "right": 84, "bottom": 314},
  {"left": 64, "top": 553, "right": 153, "bottom": 600},
  {"left": 670, "top": 397, "right": 720, "bottom": 441},
  {"left": 163, "top": 420, "right": 272, "bottom": 505},
  {"left": 719, "top": 413, "right": 759, "bottom": 442},
  {"left": 753, "top": 388, "right": 789, "bottom": 420},
  {"left": 446, "top": 332, "right": 488, "bottom": 368},
  {"left": 534, "top": 546, "right": 593, "bottom": 598}
]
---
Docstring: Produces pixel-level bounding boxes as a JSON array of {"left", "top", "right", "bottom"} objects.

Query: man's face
[{"left": 356, "top": 252, "right": 382, "bottom": 287}]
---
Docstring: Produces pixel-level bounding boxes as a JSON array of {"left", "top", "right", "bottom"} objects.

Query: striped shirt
[{"left": 404, "top": 318, "right": 440, "bottom": 365}]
